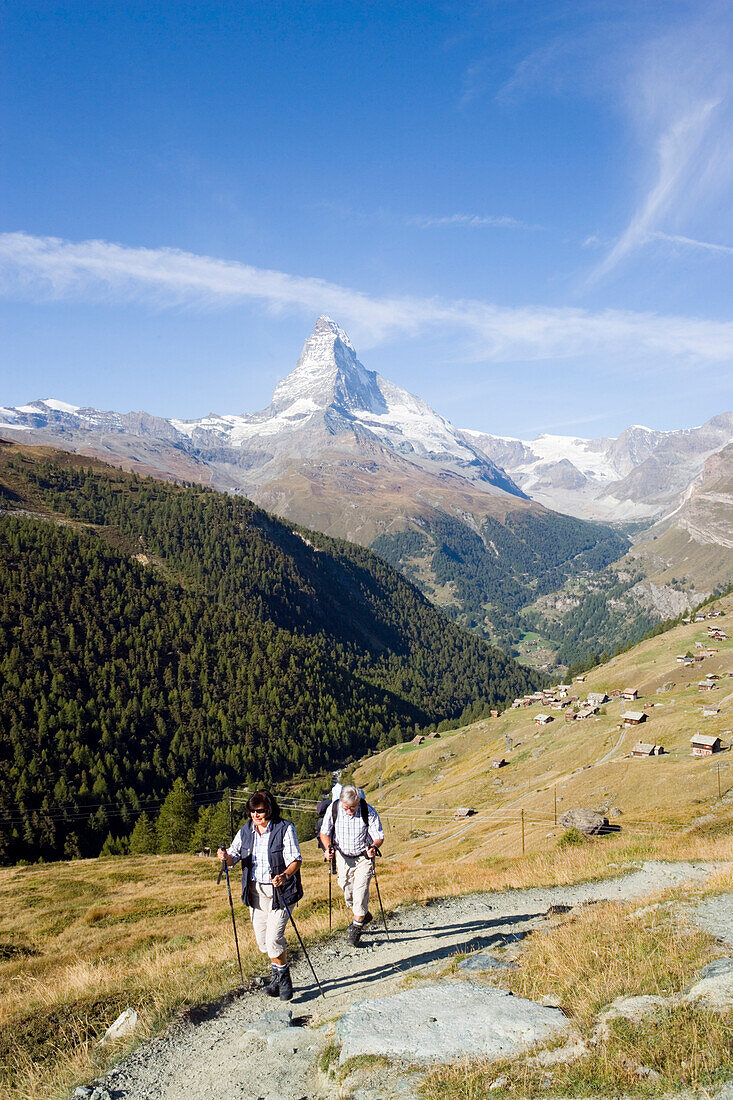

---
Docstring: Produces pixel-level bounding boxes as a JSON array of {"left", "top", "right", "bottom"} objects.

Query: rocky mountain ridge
[{"left": 3, "top": 317, "right": 729, "bottom": 661}]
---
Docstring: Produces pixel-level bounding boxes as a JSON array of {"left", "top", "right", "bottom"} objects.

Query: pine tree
[
  {"left": 155, "top": 779, "right": 195, "bottom": 854},
  {"left": 128, "top": 811, "right": 157, "bottom": 854}
]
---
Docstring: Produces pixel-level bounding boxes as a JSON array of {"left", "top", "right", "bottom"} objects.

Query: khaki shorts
[
  {"left": 335, "top": 851, "right": 373, "bottom": 919},
  {"left": 248, "top": 881, "right": 289, "bottom": 957}
]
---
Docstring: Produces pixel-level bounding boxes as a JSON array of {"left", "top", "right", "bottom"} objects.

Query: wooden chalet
[
  {"left": 534, "top": 713, "right": 553, "bottom": 725},
  {"left": 621, "top": 710, "right": 647, "bottom": 726},
  {"left": 631, "top": 742, "right": 664, "bottom": 757},
  {"left": 690, "top": 734, "right": 722, "bottom": 756},
  {"left": 620, "top": 688, "right": 638, "bottom": 701}
]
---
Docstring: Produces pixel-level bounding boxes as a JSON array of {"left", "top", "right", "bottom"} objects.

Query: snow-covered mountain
[
  {"left": 0, "top": 317, "right": 520, "bottom": 504},
  {"left": 3, "top": 317, "right": 731, "bottom": 535},
  {"left": 462, "top": 415, "right": 733, "bottom": 523}
]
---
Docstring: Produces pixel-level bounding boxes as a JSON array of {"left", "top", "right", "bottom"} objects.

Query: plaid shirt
[
  {"left": 228, "top": 821, "right": 301, "bottom": 883},
  {"left": 322, "top": 801, "right": 384, "bottom": 856}
]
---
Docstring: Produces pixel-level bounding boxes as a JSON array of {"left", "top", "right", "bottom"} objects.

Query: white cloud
[
  {"left": 2, "top": 231, "right": 733, "bottom": 364},
  {"left": 652, "top": 231, "right": 733, "bottom": 256},
  {"left": 410, "top": 213, "right": 529, "bottom": 229},
  {"left": 589, "top": 96, "right": 722, "bottom": 283},
  {"left": 589, "top": 17, "right": 733, "bottom": 283}
]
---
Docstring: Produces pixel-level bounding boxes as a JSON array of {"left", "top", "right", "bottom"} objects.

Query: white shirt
[
  {"left": 228, "top": 820, "right": 301, "bottom": 883},
  {"left": 322, "top": 801, "right": 384, "bottom": 857}
]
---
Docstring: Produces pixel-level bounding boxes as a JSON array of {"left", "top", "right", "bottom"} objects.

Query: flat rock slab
[
  {"left": 242, "top": 1008, "right": 293, "bottom": 1036},
  {"left": 457, "top": 953, "right": 518, "bottom": 971},
  {"left": 692, "top": 894, "right": 733, "bottom": 948},
  {"left": 698, "top": 957, "right": 733, "bottom": 980},
  {"left": 337, "top": 983, "right": 568, "bottom": 1064},
  {"left": 684, "top": 958, "right": 733, "bottom": 1010}
]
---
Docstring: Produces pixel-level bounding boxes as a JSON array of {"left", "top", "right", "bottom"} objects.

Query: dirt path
[{"left": 91, "top": 861, "right": 721, "bottom": 1100}]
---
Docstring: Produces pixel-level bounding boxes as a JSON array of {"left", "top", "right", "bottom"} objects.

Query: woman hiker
[{"left": 217, "top": 789, "right": 302, "bottom": 1001}]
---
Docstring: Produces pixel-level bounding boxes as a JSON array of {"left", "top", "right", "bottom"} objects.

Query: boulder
[
  {"left": 336, "top": 983, "right": 568, "bottom": 1064},
  {"left": 558, "top": 808, "right": 608, "bottom": 835}
]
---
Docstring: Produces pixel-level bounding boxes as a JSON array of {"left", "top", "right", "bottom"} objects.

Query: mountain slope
[
  {"left": 0, "top": 441, "right": 538, "bottom": 863},
  {"left": 0, "top": 318, "right": 630, "bottom": 651},
  {"left": 355, "top": 592, "right": 733, "bottom": 861}
]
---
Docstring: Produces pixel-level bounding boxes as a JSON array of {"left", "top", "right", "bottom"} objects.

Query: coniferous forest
[{"left": 0, "top": 444, "right": 539, "bottom": 863}]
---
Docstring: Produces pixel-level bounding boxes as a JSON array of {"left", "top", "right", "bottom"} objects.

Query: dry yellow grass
[
  {"left": 356, "top": 596, "right": 733, "bottom": 863},
  {"left": 424, "top": 872, "right": 733, "bottom": 1099},
  {"left": 3, "top": 831, "right": 733, "bottom": 1100}
]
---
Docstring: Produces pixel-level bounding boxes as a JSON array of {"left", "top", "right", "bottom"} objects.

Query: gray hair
[{"left": 340, "top": 785, "right": 361, "bottom": 806}]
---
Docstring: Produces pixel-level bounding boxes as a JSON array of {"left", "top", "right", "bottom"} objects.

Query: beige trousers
[
  {"left": 248, "top": 881, "right": 289, "bottom": 957},
  {"left": 335, "top": 852, "right": 373, "bottom": 919}
]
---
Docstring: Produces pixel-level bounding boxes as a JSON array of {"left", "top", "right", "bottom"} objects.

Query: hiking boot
[
  {"left": 278, "top": 965, "right": 293, "bottom": 1001},
  {"left": 347, "top": 921, "right": 363, "bottom": 946},
  {"left": 263, "top": 965, "right": 280, "bottom": 997},
  {"left": 362, "top": 911, "right": 373, "bottom": 926}
]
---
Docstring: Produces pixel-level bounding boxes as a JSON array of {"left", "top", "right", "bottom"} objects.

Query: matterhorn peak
[{"left": 270, "top": 316, "right": 387, "bottom": 416}]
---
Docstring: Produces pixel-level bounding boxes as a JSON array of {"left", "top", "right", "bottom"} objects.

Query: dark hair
[{"left": 246, "top": 789, "right": 280, "bottom": 822}]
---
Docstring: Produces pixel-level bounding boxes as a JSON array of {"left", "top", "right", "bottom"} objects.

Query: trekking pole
[
  {"left": 218, "top": 855, "right": 244, "bottom": 986},
  {"left": 328, "top": 853, "right": 334, "bottom": 929},
  {"left": 273, "top": 885, "right": 327, "bottom": 999},
  {"left": 371, "top": 851, "right": 391, "bottom": 942}
]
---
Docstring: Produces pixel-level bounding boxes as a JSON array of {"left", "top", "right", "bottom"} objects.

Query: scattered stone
[
  {"left": 625, "top": 903, "right": 663, "bottom": 921},
  {"left": 99, "top": 1008, "right": 138, "bottom": 1045},
  {"left": 607, "top": 806, "right": 623, "bottom": 817},
  {"left": 457, "top": 953, "right": 518, "bottom": 971},
  {"left": 337, "top": 983, "right": 569, "bottom": 1064},
  {"left": 529, "top": 1034, "right": 587, "bottom": 1066},
  {"left": 545, "top": 904, "right": 572, "bottom": 917},
  {"left": 490, "top": 1075, "right": 509, "bottom": 1090},
  {"left": 73, "top": 1089, "right": 93, "bottom": 1099},
  {"left": 594, "top": 995, "right": 671, "bottom": 1042},
  {"left": 691, "top": 893, "right": 733, "bottom": 948},
  {"left": 558, "top": 808, "right": 608, "bottom": 834},
  {"left": 683, "top": 958, "right": 733, "bottom": 1010}
]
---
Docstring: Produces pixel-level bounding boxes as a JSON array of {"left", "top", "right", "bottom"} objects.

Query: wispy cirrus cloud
[
  {"left": 2, "top": 232, "right": 733, "bottom": 365},
  {"left": 588, "top": 96, "right": 722, "bottom": 283},
  {"left": 588, "top": 18, "right": 733, "bottom": 283},
  {"left": 652, "top": 230, "right": 733, "bottom": 256},
  {"left": 409, "top": 213, "right": 531, "bottom": 230}
]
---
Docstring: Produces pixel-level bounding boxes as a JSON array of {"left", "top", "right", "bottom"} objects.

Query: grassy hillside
[
  {"left": 2, "top": 600, "right": 733, "bottom": 1100},
  {"left": 355, "top": 594, "right": 733, "bottom": 860},
  {"left": 0, "top": 441, "right": 537, "bottom": 864}
]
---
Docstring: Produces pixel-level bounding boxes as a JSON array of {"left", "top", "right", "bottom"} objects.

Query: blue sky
[{"left": 1, "top": 0, "right": 732, "bottom": 438}]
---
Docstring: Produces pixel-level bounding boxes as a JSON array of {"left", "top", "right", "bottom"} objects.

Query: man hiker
[
  {"left": 217, "top": 789, "right": 302, "bottom": 1001},
  {"left": 319, "top": 784, "right": 384, "bottom": 945}
]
